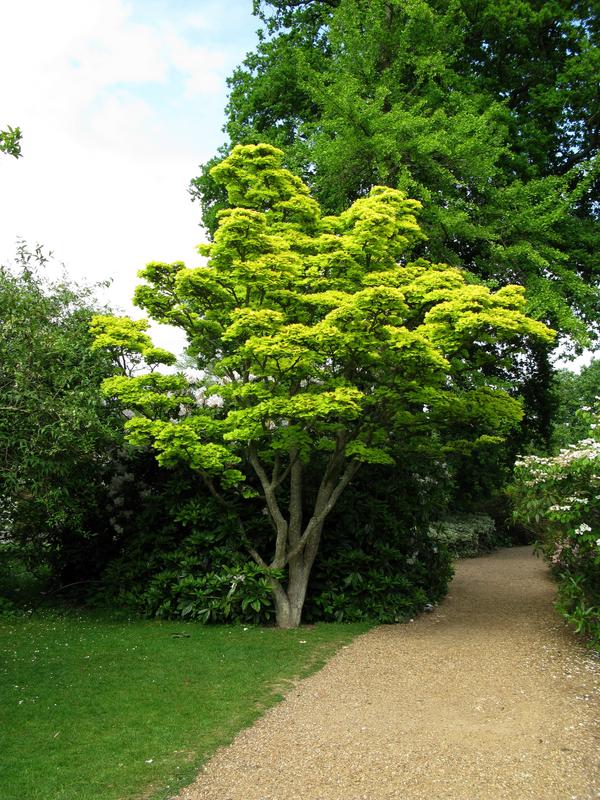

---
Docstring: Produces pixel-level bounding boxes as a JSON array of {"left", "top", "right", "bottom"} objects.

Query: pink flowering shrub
[{"left": 511, "top": 417, "right": 600, "bottom": 650}]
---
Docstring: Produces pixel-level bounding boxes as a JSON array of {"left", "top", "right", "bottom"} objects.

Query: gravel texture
[{"left": 178, "top": 547, "right": 600, "bottom": 800}]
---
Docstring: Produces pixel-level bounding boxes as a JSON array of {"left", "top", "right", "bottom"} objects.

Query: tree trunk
[
  {"left": 249, "top": 445, "right": 360, "bottom": 628},
  {"left": 273, "top": 555, "right": 311, "bottom": 629}
]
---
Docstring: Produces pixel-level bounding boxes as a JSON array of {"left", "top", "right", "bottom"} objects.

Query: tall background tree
[
  {"left": 192, "top": 0, "right": 599, "bottom": 453},
  {"left": 551, "top": 358, "right": 600, "bottom": 449}
]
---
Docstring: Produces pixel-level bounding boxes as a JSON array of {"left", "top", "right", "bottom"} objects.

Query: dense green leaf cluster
[
  {"left": 0, "top": 125, "right": 22, "bottom": 159},
  {"left": 195, "top": 0, "right": 599, "bottom": 347},
  {"left": 0, "top": 250, "right": 122, "bottom": 579}
]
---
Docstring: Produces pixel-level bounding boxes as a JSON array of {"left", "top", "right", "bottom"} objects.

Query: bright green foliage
[
  {"left": 512, "top": 422, "right": 600, "bottom": 650},
  {"left": 90, "top": 315, "right": 177, "bottom": 372},
  {"left": 194, "top": 0, "right": 599, "bottom": 346},
  {"left": 0, "top": 125, "right": 22, "bottom": 158},
  {"left": 96, "top": 143, "right": 553, "bottom": 626}
]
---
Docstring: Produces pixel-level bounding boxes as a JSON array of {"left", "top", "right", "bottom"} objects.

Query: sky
[{"left": 0, "top": 0, "right": 259, "bottom": 352}]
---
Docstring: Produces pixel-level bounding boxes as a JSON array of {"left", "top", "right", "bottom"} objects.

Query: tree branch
[
  {"left": 199, "top": 469, "right": 256, "bottom": 552},
  {"left": 272, "top": 448, "right": 299, "bottom": 489},
  {"left": 286, "top": 458, "right": 361, "bottom": 564},
  {"left": 288, "top": 454, "right": 303, "bottom": 548},
  {"left": 248, "top": 443, "right": 289, "bottom": 567}
]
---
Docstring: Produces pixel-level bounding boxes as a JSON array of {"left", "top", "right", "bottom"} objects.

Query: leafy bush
[
  {"left": 0, "top": 596, "right": 18, "bottom": 617},
  {"left": 0, "top": 250, "right": 123, "bottom": 584},
  {"left": 304, "top": 465, "right": 455, "bottom": 623},
  {"left": 93, "top": 455, "right": 281, "bottom": 623},
  {"left": 140, "top": 562, "right": 280, "bottom": 624},
  {"left": 98, "top": 460, "right": 456, "bottom": 626},
  {"left": 511, "top": 418, "right": 600, "bottom": 650},
  {"left": 306, "top": 538, "right": 451, "bottom": 623},
  {"left": 0, "top": 540, "right": 51, "bottom": 611},
  {"left": 428, "top": 513, "right": 504, "bottom": 558}
]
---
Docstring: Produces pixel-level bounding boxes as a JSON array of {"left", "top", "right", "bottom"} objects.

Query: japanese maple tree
[{"left": 93, "top": 143, "right": 552, "bottom": 627}]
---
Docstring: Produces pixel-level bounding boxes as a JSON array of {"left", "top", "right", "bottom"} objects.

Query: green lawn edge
[{"left": 0, "top": 610, "right": 371, "bottom": 800}]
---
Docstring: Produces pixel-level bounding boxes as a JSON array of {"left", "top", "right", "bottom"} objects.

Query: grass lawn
[{"left": 0, "top": 610, "right": 369, "bottom": 800}]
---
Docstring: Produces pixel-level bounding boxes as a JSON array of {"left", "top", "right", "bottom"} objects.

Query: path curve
[{"left": 178, "top": 547, "right": 599, "bottom": 800}]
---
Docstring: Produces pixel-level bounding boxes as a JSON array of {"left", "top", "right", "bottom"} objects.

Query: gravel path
[{"left": 178, "top": 547, "right": 599, "bottom": 800}]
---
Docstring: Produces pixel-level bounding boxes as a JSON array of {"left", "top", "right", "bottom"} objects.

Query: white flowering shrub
[
  {"left": 512, "top": 416, "right": 600, "bottom": 650},
  {"left": 428, "top": 513, "right": 498, "bottom": 558}
]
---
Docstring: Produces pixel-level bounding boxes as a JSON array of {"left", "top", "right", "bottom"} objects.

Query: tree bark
[
  {"left": 272, "top": 545, "right": 319, "bottom": 628},
  {"left": 248, "top": 443, "right": 361, "bottom": 628}
]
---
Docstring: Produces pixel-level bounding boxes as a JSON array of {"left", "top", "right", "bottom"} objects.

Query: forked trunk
[
  {"left": 273, "top": 558, "right": 311, "bottom": 629},
  {"left": 249, "top": 444, "right": 360, "bottom": 628}
]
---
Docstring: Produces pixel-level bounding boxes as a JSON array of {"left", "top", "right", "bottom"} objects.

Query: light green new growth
[
  {"left": 92, "top": 143, "right": 554, "bottom": 627},
  {"left": 90, "top": 315, "right": 176, "bottom": 373}
]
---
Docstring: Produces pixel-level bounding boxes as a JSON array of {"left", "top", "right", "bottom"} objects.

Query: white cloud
[
  {"left": 164, "top": 30, "right": 227, "bottom": 98},
  {"left": 0, "top": 0, "right": 233, "bottom": 157},
  {"left": 0, "top": 0, "right": 257, "bottom": 356},
  {"left": 1, "top": 2, "right": 164, "bottom": 120}
]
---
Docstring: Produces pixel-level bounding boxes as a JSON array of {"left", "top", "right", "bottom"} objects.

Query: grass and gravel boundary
[{"left": 0, "top": 609, "right": 369, "bottom": 800}]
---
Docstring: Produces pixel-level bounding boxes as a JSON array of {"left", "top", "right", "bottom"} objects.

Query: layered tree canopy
[
  {"left": 95, "top": 143, "right": 553, "bottom": 626},
  {"left": 193, "top": 0, "right": 599, "bottom": 348}
]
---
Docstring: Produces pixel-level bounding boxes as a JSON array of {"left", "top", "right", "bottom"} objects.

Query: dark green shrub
[
  {"left": 0, "top": 541, "right": 51, "bottom": 610},
  {"left": 0, "top": 254, "right": 124, "bottom": 585},
  {"left": 304, "top": 465, "right": 454, "bottom": 623},
  {"left": 98, "top": 458, "right": 456, "bottom": 626},
  {"left": 306, "top": 542, "right": 449, "bottom": 623},
  {"left": 95, "top": 456, "right": 280, "bottom": 624},
  {"left": 140, "top": 562, "right": 280, "bottom": 624}
]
